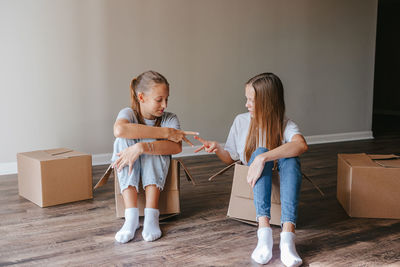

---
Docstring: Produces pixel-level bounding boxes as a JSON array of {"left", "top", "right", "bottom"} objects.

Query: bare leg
[
  {"left": 259, "top": 216, "right": 271, "bottom": 229},
  {"left": 122, "top": 186, "right": 138, "bottom": 208},
  {"left": 144, "top": 185, "right": 160, "bottom": 209}
]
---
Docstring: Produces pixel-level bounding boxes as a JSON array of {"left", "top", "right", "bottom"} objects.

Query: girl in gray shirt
[{"left": 112, "top": 71, "right": 197, "bottom": 243}]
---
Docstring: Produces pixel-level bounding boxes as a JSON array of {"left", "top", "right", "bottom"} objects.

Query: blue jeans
[{"left": 248, "top": 147, "right": 302, "bottom": 227}]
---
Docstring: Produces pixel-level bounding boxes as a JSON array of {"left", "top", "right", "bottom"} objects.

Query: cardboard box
[
  {"left": 94, "top": 159, "right": 194, "bottom": 219},
  {"left": 337, "top": 153, "right": 400, "bottom": 219},
  {"left": 17, "top": 148, "right": 93, "bottom": 207},
  {"left": 210, "top": 162, "right": 323, "bottom": 226},
  {"left": 209, "top": 162, "right": 281, "bottom": 226}
]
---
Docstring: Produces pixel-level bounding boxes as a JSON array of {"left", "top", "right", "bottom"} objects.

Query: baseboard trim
[
  {"left": 0, "top": 131, "right": 374, "bottom": 175},
  {"left": 304, "top": 131, "right": 373, "bottom": 145}
]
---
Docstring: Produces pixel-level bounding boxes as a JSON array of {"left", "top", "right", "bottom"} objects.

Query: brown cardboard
[
  {"left": 227, "top": 163, "right": 281, "bottom": 226},
  {"left": 17, "top": 148, "right": 93, "bottom": 207},
  {"left": 210, "top": 162, "right": 323, "bottom": 226},
  {"left": 209, "top": 162, "right": 281, "bottom": 226},
  {"left": 337, "top": 153, "right": 400, "bottom": 219},
  {"left": 94, "top": 159, "right": 194, "bottom": 219}
]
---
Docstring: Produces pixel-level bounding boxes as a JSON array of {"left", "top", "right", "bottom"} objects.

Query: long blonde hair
[
  {"left": 244, "top": 73, "right": 285, "bottom": 162},
  {"left": 130, "top": 70, "right": 169, "bottom": 127}
]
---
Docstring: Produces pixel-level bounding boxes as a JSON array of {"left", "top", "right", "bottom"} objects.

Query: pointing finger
[
  {"left": 182, "top": 136, "right": 194, "bottom": 147},
  {"left": 183, "top": 131, "right": 199, "bottom": 136},
  {"left": 194, "top": 145, "right": 205, "bottom": 153},
  {"left": 194, "top": 136, "right": 207, "bottom": 144}
]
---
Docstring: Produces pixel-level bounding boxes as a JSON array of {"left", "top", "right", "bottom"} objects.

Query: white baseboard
[
  {"left": 304, "top": 131, "right": 373, "bottom": 145},
  {"left": 0, "top": 130, "right": 374, "bottom": 176},
  {"left": 0, "top": 162, "right": 18, "bottom": 176}
]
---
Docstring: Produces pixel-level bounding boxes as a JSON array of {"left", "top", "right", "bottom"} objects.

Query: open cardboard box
[
  {"left": 209, "top": 161, "right": 323, "bottom": 226},
  {"left": 94, "top": 159, "right": 195, "bottom": 220},
  {"left": 337, "top": 153, "right": 400, "bottom": 219},
  {"left": 17, "top": 148, "right": 93, "bottom": 207}
]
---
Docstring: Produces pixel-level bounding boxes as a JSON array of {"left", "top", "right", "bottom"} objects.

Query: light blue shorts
[{"left": 111, "top": 137, "right": 170, "bottom": 193}]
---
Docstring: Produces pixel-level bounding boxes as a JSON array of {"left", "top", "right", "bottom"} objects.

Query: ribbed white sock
[
  {"left": 251, "top": 227, "right": 273, "bottom": 264},
  {"left": 142, "top": 208, "right": 162, "bottom": 242},
  {"left": 115, "top": 208, "right": 139, "bottom": 243},
  {"left": 280, "top": 232, "right": 302, "bottom": 267}
]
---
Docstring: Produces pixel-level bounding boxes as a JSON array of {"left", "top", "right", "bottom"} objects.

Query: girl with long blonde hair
[{"left": 195, "top": 73, "right": 307, "bottom": 266}]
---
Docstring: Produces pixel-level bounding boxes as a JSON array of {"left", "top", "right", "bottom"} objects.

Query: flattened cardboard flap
[
  {"left": 209, "top": 161, "right": 324, "bottom": 196},
  {"left": 93, "top": 159, "right": 195, "bottom": 190},
  {"left": 176, "top": 159, "right": 196, "bottom": 185},
  {"left": 94, "top": 164, "right": 113, "bottom": 189},
  {"left": 45, "top": 148, "right": 73, "bottom": 156},
  {"left": 369, "top": 154, "right": 400, "bottom": 168},
  {"left": 208, "top": 162, "right": 238, "bottom": 181},
  {"left": 339, "top": 153, "right": 400, "bottom": 168},
  {"left": 18, "top": 148, "right": 88, "bottom": 161}
]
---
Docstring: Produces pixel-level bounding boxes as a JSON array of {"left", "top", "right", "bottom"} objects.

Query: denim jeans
[{"left": 248, "top": 147, "right": 302, "bottom": 226}]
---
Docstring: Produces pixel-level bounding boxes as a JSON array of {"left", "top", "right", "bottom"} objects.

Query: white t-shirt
[{"left": 224, "top": 112, "right": 301, "bottom": 164}]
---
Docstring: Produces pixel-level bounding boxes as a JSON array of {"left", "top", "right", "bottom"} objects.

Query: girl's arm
[
  {"left": 247, "top": 134, "right": 308, "bottom": 187},
  {"left": 257, "top": 134, "right": 308, "bottom": 162},
  {"left": 194, "top": 136, "right": 235, "bottom": 165},
  {"left": 114, "top": 119, "right": 197, "bottom": 145},
  {"left": 140, "top": 140, "right": 182, "bottom": 155},
  {"left": 114, "top": 119, "right": 169, "bottom": 139},
  {"left": 113, "top": 140, "right": 182, "bottom": 173}
]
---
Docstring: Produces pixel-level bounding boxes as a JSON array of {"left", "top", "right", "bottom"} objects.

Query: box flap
[
  {"left": 231, "top": 164, "right": 253, "bottom": 199},
  {"left": 302, "top": 173, "right": 325, "bottom": 196},
  {"left": 369, "top": 154, "right": 400, "bottom": 168},
  {"left": 228, "top": 217, "right": 258, "bottom": 226},
  {"left": 176, "top": 159, "right": 196, "bottom": 185},
  {"left": 208, "top": 161, "right": 238, "bottom": 181},
  {"left": 18, "top": 148, "right": 89, "bottom": 161},
  {"left": 94, "top": 159, "right": 196, "bottom": 190},
  {"left": 44, "top": 148, "right": 74, "bottom": 156},
  {"left": 339, "top": 153, "right": 400, "bottom": 168},
  {"left": 93, "top": 164, "right": 113, "bottom": 189},
  {"left": 338, "top": 153, "right": 379, "bottom": 167}
]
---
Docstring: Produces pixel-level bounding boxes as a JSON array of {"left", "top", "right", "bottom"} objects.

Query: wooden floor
[{"left": 1, "top": 135, "right": 400, "bottom": 266}]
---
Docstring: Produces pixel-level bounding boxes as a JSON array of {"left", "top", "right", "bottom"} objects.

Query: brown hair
[
  {"left": 130, "top": 70, "right": 169, "bottom": 127},
  {"left": 244, "top": 73, "right": 286, "bottom": 162}
]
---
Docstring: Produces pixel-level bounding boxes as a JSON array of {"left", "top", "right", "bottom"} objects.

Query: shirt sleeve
[
  {"left": 283, "top": 119, "right": 301, "bottom": 143},
  {"left": 161, "top": 113, "right": 181, "bottom": 130},
  {"left": 224, "top": 117, "right": 240, "bottom": 161},
  {"left": 116, "top": 107, "right": 137, "bottom": 123}
]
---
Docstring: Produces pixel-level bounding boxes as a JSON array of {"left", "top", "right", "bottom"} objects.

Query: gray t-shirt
[{"left": 116, "top": 107, "right": 181, "bottom": 133}]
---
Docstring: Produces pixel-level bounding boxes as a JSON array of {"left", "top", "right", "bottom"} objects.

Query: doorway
[{"left": 372, "top": 0, "right": 400, "bottom": 136}]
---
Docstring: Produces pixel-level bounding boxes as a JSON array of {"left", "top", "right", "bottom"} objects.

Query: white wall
[{"left": 0, "top": 0, "right": 377, "bottom": 165}]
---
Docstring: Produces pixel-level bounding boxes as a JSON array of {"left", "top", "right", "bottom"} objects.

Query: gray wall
[{"left": 0, "top": 0, "right": 377, "bottom": 163}]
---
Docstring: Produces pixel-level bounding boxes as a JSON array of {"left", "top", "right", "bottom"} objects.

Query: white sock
[
  {"left": 115, "top": 208, "right": 139, "bottom": 243},
  {"left": 280, "top": 232, "right": 303, "bottom": 267},
  {"left": 251, "top": 227, "right": 273, "bottom": 264},
  {"left": 142, "top": 208, "right": 162, "bottom": 242}
]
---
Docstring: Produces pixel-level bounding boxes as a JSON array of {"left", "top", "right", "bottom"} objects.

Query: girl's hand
[
  {"left": 194, "top": 136, "right": 220, "bottom": 153},
  {"left": 167, "top": 128, "right": 199, "bottom": 147},
  {"left": 247, "top": 155, "right": 266, "bottom": 188},
  {"left": 113, "top": 143, "right": 144, "bottom": 174}
]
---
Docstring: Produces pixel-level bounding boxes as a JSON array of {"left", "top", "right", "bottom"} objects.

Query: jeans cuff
[
  {"left": 120, "top": 184, "right": 139, "bottom": 194},
  {"left": 142, "top": 182, "right": 164, "bottom": 191},
  {"left": 256, "top": 214, "right": 271, "bottom": 222},
  {"left": 280, "top": 220, "right": 297, "bottom": 228}
]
